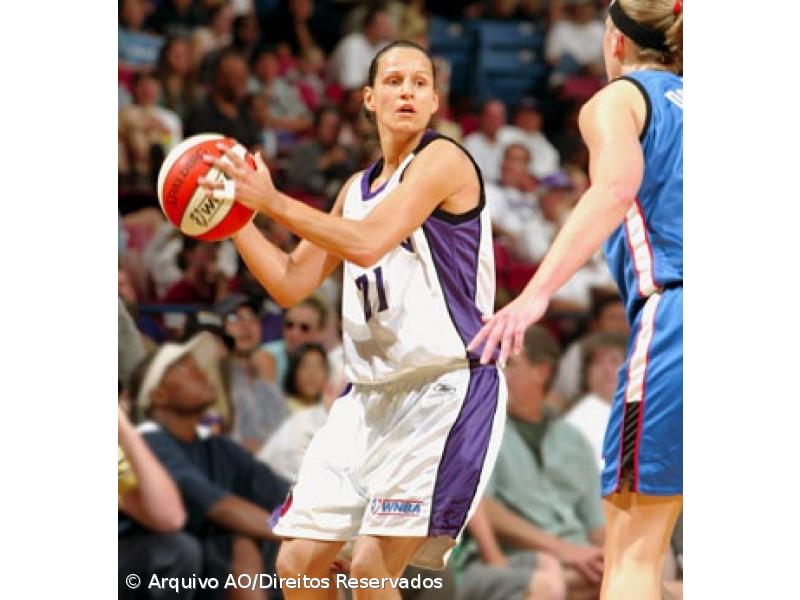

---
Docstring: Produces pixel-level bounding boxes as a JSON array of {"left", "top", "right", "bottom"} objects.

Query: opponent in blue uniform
[{"left": 470, "top": 1, "right": 683, "bottom": 597}]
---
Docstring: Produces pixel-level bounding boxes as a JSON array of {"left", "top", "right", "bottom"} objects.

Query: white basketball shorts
[{"left": 270, "top": 362, "right": 507, "bottom": 570}]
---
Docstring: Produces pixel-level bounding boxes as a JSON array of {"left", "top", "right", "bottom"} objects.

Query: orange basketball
[{"left": 156, "top": 133, "right": 257, "bottom": 241}]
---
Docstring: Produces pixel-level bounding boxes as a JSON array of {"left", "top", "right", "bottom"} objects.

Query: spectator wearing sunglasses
[{"left": 260, "top": 294, "right": 330, "bottom": 386}]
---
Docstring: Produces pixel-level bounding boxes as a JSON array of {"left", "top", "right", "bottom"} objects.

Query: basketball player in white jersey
[{"left": 200, "top": 41, "right": 506, "bottom": 599}]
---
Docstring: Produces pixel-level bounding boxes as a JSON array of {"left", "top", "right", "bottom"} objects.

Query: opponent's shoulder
[{"left": 579, "top": 77, "right": 648, "bottom": 139}]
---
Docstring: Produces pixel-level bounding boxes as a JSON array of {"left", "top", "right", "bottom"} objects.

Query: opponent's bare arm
[
  {"left": 229, "top": 170, "right": 356, "bottom": 308},
  {"left": 205, "top": 140, "right": 478, "bottom": 268},
  {"left": 468, "top": 81, "right": 646, "bottom": 364}
]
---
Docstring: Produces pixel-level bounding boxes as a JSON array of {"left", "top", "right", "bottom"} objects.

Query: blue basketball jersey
[{"left": 603, "top": 70, "right": 683, "bottom": 321}]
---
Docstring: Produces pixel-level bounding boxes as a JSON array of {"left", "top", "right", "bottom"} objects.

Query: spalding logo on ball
[{"left": 157, "top": 133, "right": 256, "bottom": 241}]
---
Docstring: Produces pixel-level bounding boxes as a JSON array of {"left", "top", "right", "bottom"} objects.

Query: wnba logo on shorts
[{"left": 370, "top": 498, "right": 423, "bottom": 516}]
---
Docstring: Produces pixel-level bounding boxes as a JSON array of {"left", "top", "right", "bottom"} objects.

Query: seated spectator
[
  {"left": 119, "top": 0, "right": 165, "bottom": 76},
  {"left": 261, "top": 295, "right": 330, "bottom": 385},
  {"left": 337, "top": 88, "right": 372, "bottom": 153},
  {"left": 285, "top": 105, "right": 357, "bottom": 202},
  {"left": 119, "top": 296, "right": 148, "bottom": 389},
  {"left": 430, "top": 57, "right": 463, "bottom": 142},
  {"left": 119, "top": 72, "right": 183, "bottom": 189},
  {"left": 249, "top": 47, "right": 313, "bottom": 137},
  {"left": 485, "top": 143, "right": 541, "bottom": 260},
  {"left": 282, "top": 343, "right": 329, "bottom": 413},
  {"left": 518, "top": 171, "right": 614, "bottom": 312},
  {"left": 146, "top": 0, "right": 207, "bottom": 38},
  {"left": 119, "top": 406, "right": 201, "bottom": 600},
  {"left": 120, "top": 267, "right": 165, "bottom": 346},
  {"left": 128, "top": 333, "right": 290, "bottom": 599},
  {"left": 184, "top": 49, "right": 260, "bottom": 150},
  {"left": 257, "top": 345, "right": 334, "bottom": 482},
  {"left": 327, "top": 6, "right": 395, "bottom": 91},
  {"left": 223, "top": 296, "right": 290, "bottom": 451},
  {"left": 191, "top": 2, "right": 235, "bottom": 75},
  {"left": 551, "top": 293, "right": 630, "bottom": 411},
  {"left": 230, "top": 12, "right": 263, "bottom": 64},
  {"left": 292, "top": 46, "right": 327, "bottom": 113},
  {"left": 183, "top": 310, "right": 237, "bottom": 435},
  {"left": 244, "top": 94, "right": 279, "bottom": 162},
  {"left": 156, "top": 36, "right": 204, "bottom": 122},
  {"left": 459, "top": 325, "right": 605, "bottom": 600},
  {"left": 260, "top": 0, "right": 329, "bottom": 58},
  {"left": 463, "top": 99, "right": 508, "bottom": 184},
  {"left": 564, "top": 331, "right": 628, "bottom": 469},
  {"left": 501, "top": 97, "right": 561, "bottom": 179},
  {"left": 545, "top": 0, "right": 605, "bottom": 88},
  {"left": 162, "top": 238, "right": 230, "bottom": 305}
]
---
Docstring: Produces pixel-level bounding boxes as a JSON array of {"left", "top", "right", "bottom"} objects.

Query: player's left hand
[
  {"left": 467, "top": 292, "right": 550, "bottom": 366},
  {"left": 199, "top": 144, "right": 277, "bottom": 215}
]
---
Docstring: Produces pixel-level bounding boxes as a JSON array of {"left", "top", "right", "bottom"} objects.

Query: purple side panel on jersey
[
  {"left": 422, "top": 216, "right": 483, "bottom": 352},
  {"left": 429, "top": 365, "right": 499, "bottom": 537}
]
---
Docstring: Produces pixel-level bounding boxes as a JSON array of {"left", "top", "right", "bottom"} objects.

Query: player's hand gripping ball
[{"left": 156, "top": 133, "right": 256, "bottom": 241}]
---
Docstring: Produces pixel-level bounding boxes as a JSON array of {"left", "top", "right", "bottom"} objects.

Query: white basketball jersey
[{"left": 341, "top": 131, "right": 495, "bottom": 384}]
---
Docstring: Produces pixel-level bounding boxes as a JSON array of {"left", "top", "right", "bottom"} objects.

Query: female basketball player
[
  {"left": 469, "top": 1, "right": 683, "bottom": 598},
  {"left": 201, "top": 41, "right": 506, "bottom": 599}
]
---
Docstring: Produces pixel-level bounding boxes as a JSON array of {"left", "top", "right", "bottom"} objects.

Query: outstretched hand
[
  {"left": 198, "top": 143, "right": 277, "bottom": 215},
  {"left": 467, "top": 292, "right": 550, "bottom": 366}
]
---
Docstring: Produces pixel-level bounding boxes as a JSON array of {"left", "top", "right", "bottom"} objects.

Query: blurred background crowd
[{"left": 118, "top": 0, "right": 682, "bottom": 598}]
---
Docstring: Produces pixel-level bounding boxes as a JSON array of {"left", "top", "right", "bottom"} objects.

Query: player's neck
[{"left": 378, "top": 128, "right": 426, "bottom": 172}]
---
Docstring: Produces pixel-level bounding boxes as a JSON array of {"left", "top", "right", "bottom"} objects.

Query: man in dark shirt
[
  {"left": 185, "top": 49, "right": 260, "bottom": 150},
  {"left": 128, "top": 333, "right": 290, "bottom": 599}
]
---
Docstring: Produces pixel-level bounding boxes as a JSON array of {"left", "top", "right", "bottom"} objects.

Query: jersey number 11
[{"left": 355, "top": 266, "right": 388, "bottom": 321}]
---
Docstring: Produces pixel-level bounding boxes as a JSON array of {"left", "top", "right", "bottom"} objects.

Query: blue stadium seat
[
  {"left": 429, "top": 17, "right": 477, "bottom": 100},
  {"left": 472, "top": 20, "right": 548, "bottom": 106}
]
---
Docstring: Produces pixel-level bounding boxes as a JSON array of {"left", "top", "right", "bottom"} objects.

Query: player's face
[{"left": 364, "top": 47, "right": 439, "bottom": 135}]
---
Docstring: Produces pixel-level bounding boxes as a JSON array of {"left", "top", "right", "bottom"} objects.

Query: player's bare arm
[
  {"left": 468, "top": 83, "right": 646, "bottom": 364},
  {"left": 225, "top": 168, "right": 355, "bottom": 308},
  {"left": 205, "top": 139, "right": 476, "bottom": 268}
]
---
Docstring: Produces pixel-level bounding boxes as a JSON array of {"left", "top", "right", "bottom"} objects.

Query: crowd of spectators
[{"left": 119, "top": 1, "right": 682, "bottom": 598}]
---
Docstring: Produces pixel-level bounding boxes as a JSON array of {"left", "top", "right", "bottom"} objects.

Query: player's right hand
[{"left": 467, "top": 292, "right": 549, "bottom": 366}]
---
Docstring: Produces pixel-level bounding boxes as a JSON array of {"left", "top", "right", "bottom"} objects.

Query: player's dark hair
[
  {"left": 521, "top": 325, "right": 561, "bottom": 391},
  {"left": 367, "top": 40, "right": 434, "bottom": 88},
  {"left": 283, "top": 343, "right": 329, "bottom": 401}
]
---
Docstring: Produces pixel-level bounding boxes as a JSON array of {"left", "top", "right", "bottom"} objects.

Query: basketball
[{"left": 156, "top": 133, "right": 257, "bottom": 241}]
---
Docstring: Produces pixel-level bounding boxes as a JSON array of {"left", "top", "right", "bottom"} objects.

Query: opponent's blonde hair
[{"left": 619, "top": 0, "right": 683, "bottom": 74}]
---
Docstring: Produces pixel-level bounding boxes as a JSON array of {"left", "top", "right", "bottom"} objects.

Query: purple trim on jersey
[
  {"left": 361, "top": 160, "right": 390, "bottom": 200},
  {"left": 422, "top": 215, "right": 483, "bottom": 357},
  {"left": 428, "top": 364, "right": 500, "bottom": 537}
]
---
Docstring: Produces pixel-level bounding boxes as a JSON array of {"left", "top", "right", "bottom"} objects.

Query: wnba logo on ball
[
  {"left": 370, "top": 498, "right": 422, "bottom": 516},
  {"left": 188, "top": 193, "right": 224, "bottom": 228}
]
